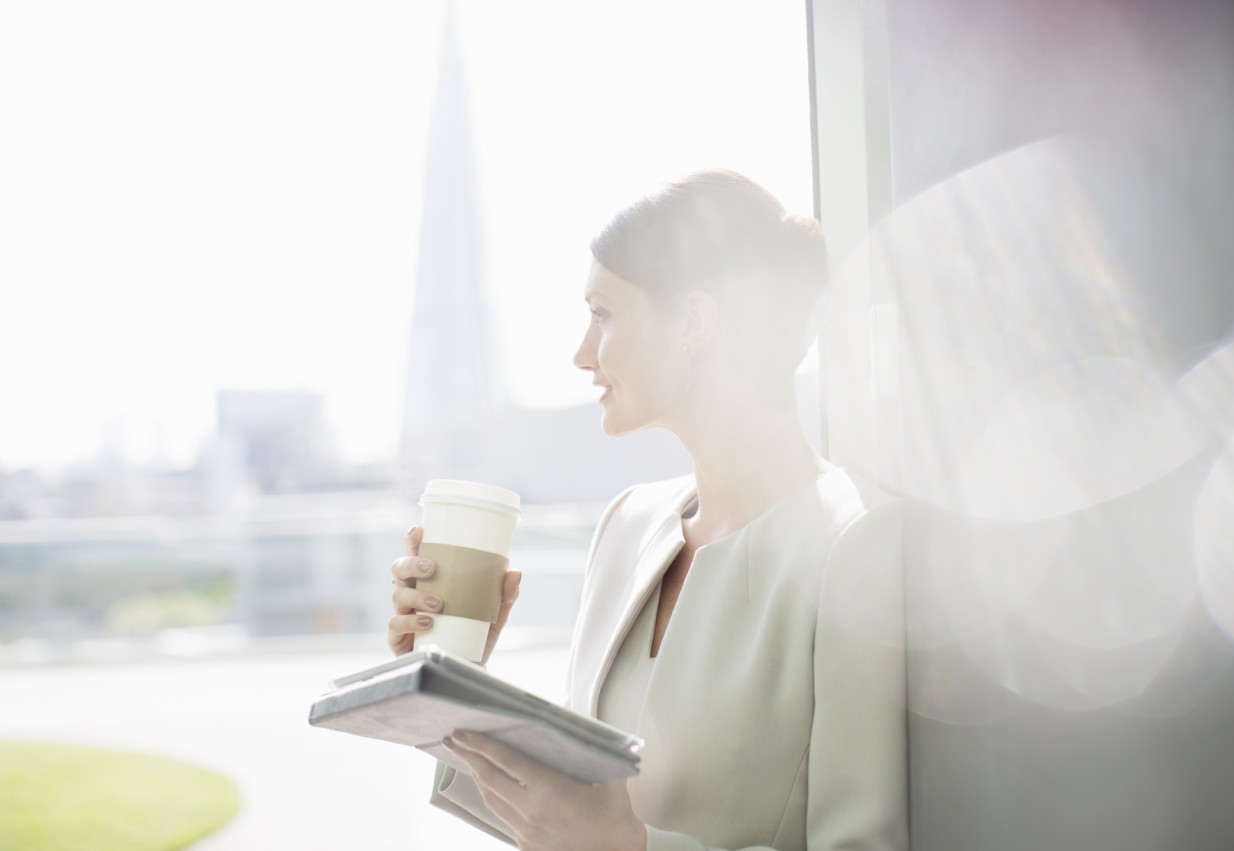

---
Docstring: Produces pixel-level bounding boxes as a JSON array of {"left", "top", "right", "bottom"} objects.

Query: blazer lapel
[{"left": 586, "top": 511, "right": 685, "bottom": 714}]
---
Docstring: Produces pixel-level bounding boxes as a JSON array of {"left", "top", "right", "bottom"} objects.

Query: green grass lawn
[{"left": 0, "top": 740, "right": 240, "bottom": 851}]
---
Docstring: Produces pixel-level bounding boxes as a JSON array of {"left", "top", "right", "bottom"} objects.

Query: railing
[{"left": 0, "top": 496, "right": 603, "bottom": 666}]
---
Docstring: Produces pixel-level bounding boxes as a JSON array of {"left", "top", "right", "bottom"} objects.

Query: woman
[{"left": 388, "top": 169, "right": 908, "bottom": 851}]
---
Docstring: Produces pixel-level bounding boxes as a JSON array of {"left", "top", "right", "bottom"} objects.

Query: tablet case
[{"left": 308, "top": 647, "right": 643, "bottom": 784}]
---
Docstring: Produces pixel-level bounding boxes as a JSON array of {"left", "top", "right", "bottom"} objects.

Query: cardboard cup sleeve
[{"left": 415, "top": 542, "right": 509, "bottom": 622}]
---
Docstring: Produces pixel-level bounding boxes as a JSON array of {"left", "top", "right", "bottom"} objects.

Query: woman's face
[{"left": 573, "top": 260, "right": 686, "bottom": 436}]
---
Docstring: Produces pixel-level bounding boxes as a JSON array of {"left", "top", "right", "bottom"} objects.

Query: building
[{"left": 396, "top": 0, "right": 695, "bottom": 505}]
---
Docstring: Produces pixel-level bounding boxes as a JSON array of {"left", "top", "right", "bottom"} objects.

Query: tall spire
[{"left": 402, "top": 0, "right": 503, "bottom": 465}]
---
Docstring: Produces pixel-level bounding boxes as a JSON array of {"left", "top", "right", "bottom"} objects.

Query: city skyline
[{"left": 0, "top": 0, "right": 814, "bottom": 474}]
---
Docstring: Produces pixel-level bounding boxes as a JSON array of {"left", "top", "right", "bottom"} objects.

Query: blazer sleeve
[
  {"left": 643, "top": 500, "right": 909, "bottom": 851},
  {"left": 428, "top": 761, "right": 516, "bottom": 846}
]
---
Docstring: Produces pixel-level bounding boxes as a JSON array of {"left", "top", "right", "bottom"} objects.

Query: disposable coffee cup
[{"left": 415, "top": 479, "right": 521, "bottom": 663}]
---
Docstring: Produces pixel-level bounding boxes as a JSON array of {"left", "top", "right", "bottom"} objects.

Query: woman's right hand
[
  {"left": 387, "top": 526, "right": 442, "bottom": 656},
  {"left": 386, "top": 525, "right": 523, "bottom": 664}
]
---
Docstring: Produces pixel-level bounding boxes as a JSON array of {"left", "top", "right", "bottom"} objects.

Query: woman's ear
[{"left": 682, "top": 290, "right": 720, "bottom": 353}]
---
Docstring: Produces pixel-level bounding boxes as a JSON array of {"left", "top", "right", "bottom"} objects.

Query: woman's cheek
[{"left": 596, "top": 335, "right": 616, "bottom": 373}]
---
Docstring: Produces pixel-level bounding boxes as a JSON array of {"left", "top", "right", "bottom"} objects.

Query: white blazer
[{"left": 433, "top": 471, "right": 908, "bottom": 851}]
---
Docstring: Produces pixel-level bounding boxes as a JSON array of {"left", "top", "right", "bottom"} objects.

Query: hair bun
[
  {"left": 776, "top": 212, "right": 829, "bottom": 292},
  {"left": 592, "top": 169, "right": 827, "bottom": 294}
]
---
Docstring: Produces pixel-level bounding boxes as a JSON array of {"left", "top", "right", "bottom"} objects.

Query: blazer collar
[{"left": 587, "top": 483, "right": 695, "bottom": 714}]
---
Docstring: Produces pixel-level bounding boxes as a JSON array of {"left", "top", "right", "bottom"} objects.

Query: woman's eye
[{"left": 590, "top": 306, "right": 610, "bottom": 323}]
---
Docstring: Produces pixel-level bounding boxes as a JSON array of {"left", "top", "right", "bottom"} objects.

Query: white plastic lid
[{"left": 419, "top": 479, "right": 521, "bottom": 516}]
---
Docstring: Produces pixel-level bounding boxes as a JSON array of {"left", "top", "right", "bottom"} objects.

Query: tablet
[{"left": 308, "top": 647, "right": 643, "bottom": 784}]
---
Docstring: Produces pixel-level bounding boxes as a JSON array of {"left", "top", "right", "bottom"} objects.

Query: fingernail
[
  {"left": 443, "top": 736, "right": 456, "bottom": 750},
  {"left": 417, "top": 558, "right": 434, "bottom": 575},
  {"left": 424, "top": 595, "right": 442, "bottom": 611},
  {"left": 417, "top": 616, "right": 433, "bottom": 629},
  {"left": 453, "top": 731, "right": 468, "bottom": 744}
]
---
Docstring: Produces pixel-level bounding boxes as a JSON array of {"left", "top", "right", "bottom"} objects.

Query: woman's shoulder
[
  {"left": 816, "top": 466, "right": 891, "bottom": 516},
  {"left": 588, "top": 474, "right": 695, "bottom": 545},
  {"left": 810, "top": 469, "right": 905, "bottom": 592},
  {"left": 610, "top": 474, "right": 696, "bottom": 514},
  {"left": 750, "top": 466, "right": 899, "bottom": 559},
  {"left": 597, "top": 471, "right": 695, "bottom": 518}
]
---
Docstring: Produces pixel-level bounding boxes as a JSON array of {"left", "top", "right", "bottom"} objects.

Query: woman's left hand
[{"left": 445, "top": 731, "right": 647, "bottom": 851}]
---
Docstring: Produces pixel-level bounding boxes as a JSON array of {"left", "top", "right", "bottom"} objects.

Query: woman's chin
[
  {"left": 599, "top": 410, "right": 637, "bottom": 438},
  {"left": 599, "top": 417, "right": 626, "bottom": 437}
]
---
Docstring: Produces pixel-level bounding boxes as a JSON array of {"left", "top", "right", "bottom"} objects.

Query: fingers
[
  {"left": 489, "top": 570, "right": 521, "bottom": 634},
  {"left": 448, "top": 736, "right": 526, "bottom": 787},
  {"left": 446, "top": 733, "right": 539, "bottom": 814},
  {"left": 388, "top": 612, "right": 436, "bottom": 633},
  {"left": 391, "top": 585, "right": 443, "bottom": 616},
  {"left": 501, "top": 569, "right": 522, "bottom": 605},
  {"left": 387, "top": 529, "right": 434, "bottom": 657},
  {"left": 449, "top": 732, "right": 541, "bottom": 788},
  {"left": 404, "top": 525, "right": 423, "bottom": 558},
  {"left": 445, "top": 744, "right": 527, "bottom": 829},
  {"left": 387, "top": 628, "right": 415, "bottom": 656},
  {"left": 390, "top": 554, "right": 436, "bottom": 587},
  {"left": 387, "top": 611, "right": 437, "bottom": 654},
  {"left": 446, "top": 731, "right": 643, "bottom": 850},
  {"left": 392, "top": 527, "right": 434, "bottom": 588},
  {"left": 390, "top": 534, "right": 522, "bottom": 664},
  {"left": 482, "top": 570, "right": 521, "bottom": 665}
]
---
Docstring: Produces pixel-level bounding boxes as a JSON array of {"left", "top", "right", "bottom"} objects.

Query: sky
[{"left": 0, "top": 0, "right": 814, "bottom": 473}]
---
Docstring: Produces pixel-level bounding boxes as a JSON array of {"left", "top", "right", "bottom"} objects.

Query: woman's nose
[{"left": 573, "top": 325, "right": 597, "bottom": 371}]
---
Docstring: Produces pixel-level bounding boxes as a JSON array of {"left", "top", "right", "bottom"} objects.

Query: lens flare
[
  {"left": 829, "top": 137, "right": 1232, "bottom": 721},
  {"left": 1196, "top": 435, "right": 1234, "bottom": 642}
]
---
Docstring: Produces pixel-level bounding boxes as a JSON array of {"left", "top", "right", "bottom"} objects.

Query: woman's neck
[{"left": 674, "top": 403, "right": 829, "bottom": 547}]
